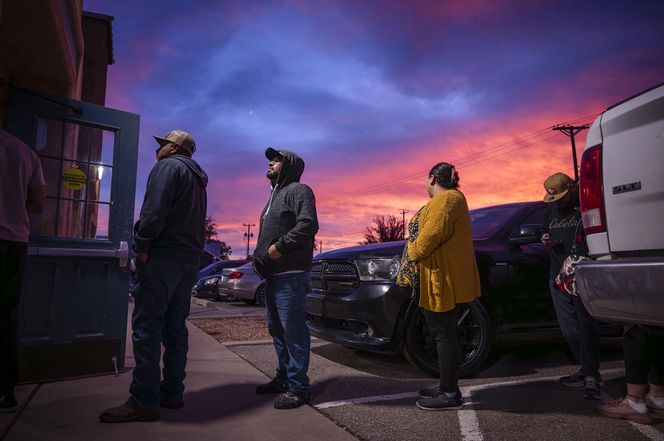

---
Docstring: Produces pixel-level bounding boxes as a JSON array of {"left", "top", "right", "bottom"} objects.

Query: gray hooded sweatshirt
[
  {"left": 253, "top": 150, "right": 319, "bottom": 278},
  {"left": 135, "top": 154, "right": 208, "bottom": 264}
]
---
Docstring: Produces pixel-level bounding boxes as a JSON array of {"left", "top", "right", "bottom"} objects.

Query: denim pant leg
[
  {"left": 266, "top": 273, "right": 311, "bottom": 392},
  {"left": 573, "top": 295, "right": 600, "bottom": 379},
  {"left": 549, "top": 279, "right": 581, "bottom": 364},
  {"left": 130, "top": 259, "right": 186, "bottom": 409},
  {"left": 265, "top": 278, "right": 290, "bottom": 381},
  {"left": 160, "top": 263, "right": 197, "bottom": 401}
]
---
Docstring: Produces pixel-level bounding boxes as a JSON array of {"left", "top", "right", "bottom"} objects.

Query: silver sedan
[{"left": 218, "top": 262, "right": 266, "bottom": 306}]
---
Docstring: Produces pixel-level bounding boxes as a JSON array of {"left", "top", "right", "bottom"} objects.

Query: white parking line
[
  {"left": 314, "top": 368, "right": 633, "bottom": 441},
  {"left": 630, "top": 422, "right": 664, "bottom": 441},
  {"left": 315, "top": 391, "right": 418, "bottom": 409}
]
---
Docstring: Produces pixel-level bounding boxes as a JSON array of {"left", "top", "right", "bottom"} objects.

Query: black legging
[
  {"left": 422, "top": 307, "right": 460, "bottom": 394},
  {"left": 623, "top": 325, "right": 664, "bottom": 386}
]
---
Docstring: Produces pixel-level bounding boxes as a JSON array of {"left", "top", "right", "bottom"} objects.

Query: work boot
[
  {"left": 99, "top": 400, "right": 160, "bottom": 423},
  {"left": 256, "top": 377, "right": 288, "bottom": 395}
]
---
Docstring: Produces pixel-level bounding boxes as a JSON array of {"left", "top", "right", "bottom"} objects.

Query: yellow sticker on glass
[{"left": 63, "top": 168, "right": 87, "bottom": 190}]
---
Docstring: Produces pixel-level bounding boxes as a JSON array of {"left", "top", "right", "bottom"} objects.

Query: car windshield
[{"left": 470, "top": 205, "right": 523, "bottom": 239}]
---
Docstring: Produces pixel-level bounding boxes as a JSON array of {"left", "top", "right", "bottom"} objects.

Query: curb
[{"left": 191, "top": 297, "right": 216, "bottom": 308}]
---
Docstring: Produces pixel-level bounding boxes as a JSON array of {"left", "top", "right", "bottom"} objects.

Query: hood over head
[{"left": 265, "top": 148, "right": 304, "bottom": 187}]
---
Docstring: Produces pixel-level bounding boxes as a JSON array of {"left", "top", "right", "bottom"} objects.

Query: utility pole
[
  {"left": 242, "top": 223, "right": 255, "bottom": 259},
  {"left": 318, "top": 240, "right": 323, "bottom": 255},
  {"left": 398, "top": 209, "right": 409, "bottom": 240},
  {"left": 552, "top": 124, "right": 590, "bottom": 181}
]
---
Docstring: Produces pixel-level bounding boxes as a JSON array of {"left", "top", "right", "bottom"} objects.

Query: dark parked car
[
  {"left": 307, "top": 202, "right": 620, "bottom": 377},
  {"left": 191, "top": 274, "right": 223, "bottom": 299}
]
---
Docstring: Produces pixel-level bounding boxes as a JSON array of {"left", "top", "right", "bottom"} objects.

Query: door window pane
[
  {"left": 86, "top": 165, "right": 112, "bottom": 203},
  {"left": 31, "top": 119, "right": 116, "bottom": 240}
]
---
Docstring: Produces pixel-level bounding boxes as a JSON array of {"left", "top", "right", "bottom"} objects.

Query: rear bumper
[
  {"left": 305, "top": 283, "right": 410, "bottom": 353},
  {"left": 576, "top": 257, "right": 664, "bottom": 326}
]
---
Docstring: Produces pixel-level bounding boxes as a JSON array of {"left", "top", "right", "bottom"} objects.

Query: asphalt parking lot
[{"left": 226, "top": 337, "right": 663, "bottom": 441}]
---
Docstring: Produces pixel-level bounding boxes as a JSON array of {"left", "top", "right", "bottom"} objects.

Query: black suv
[{"left": 307, "top": 201, "right": 619, "bottom": 377}]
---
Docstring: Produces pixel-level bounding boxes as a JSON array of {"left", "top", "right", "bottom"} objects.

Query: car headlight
[
  {"left": 355, "top": 258, "right": 400, "bottom": 281},
  {"left": 204, "top": 277, "right": 219, "bottom": 286}
]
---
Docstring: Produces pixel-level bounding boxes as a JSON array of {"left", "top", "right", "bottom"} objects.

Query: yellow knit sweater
[{"left": 407, "top": 189, "right": 481, "bottom": 312}]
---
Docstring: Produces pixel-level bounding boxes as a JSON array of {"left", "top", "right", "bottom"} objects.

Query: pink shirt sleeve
[{"left": 29, "top": 153, "right": 45, "bottom": 186}]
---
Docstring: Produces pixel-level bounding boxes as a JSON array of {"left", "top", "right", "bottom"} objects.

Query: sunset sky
[{"left": 87, "top": 0, "right": 664, "bottom": 257}]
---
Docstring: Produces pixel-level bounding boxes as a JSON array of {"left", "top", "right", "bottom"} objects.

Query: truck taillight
[
  {"left": 579, "top": 144, "right": 606, "bottom": 234},
  {"left": 229, "top": 271, "right": 243, "bottom": 279}
]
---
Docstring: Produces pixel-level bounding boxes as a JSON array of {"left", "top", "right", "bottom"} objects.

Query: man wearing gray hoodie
[
  {"left": 253, "top": 147, "right": 319, "bottom": 409},
  {"left": 100, "top": 130, "right": 208, "bottom": 423}
]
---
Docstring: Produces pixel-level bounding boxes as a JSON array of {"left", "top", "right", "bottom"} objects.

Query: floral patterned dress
[{"left": 396, "top": 207, "right": 423, "bottom": 289}]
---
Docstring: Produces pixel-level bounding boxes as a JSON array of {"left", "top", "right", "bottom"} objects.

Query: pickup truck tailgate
[{"left": 600, "top": 86, "right": 664, "bottom": 253}]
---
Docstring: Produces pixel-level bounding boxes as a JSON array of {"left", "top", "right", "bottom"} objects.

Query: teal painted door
[{"left": 5, "top": 87, "right": 140, "bottom": 382}]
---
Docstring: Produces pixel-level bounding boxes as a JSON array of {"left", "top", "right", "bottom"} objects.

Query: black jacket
[
  {"left": 253, "top": 150, "right": 319, "bottom": 278},
  {"left": 135, "top": 154, "right": 208, "bottom": 264}
]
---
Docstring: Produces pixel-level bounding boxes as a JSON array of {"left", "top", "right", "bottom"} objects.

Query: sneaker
[
  {"left": 597, "top": 397, "right": 653, "bottom": 425},
  {"left": 256, "top": 377, "right": 288, "bottom": 395},
  {"left": 274, "top": 391, "right": 310, "bottom": 410},
  {"left": 0, "top": 396, "right": 18, "bottom": 414},
  {"left": 559, "top": 370, "right": 585, "bottom": 388},
  {"left": 416, "top": 393, "right": 463, "bottom": 411},
  {"left": 418, "top": 386, "right": 462, "bottom": 400},
  {"left": 583, "top": 376, "right": 602, "bottom": 400},
  {"left": 99, "top": 400, "right": 160, "bottom": 423},
  {"left": 418, "top": 386, "right": 441, "bottom": 399},
  {"left": 645, "top": 394, "right": 664, "bottom": 419}
]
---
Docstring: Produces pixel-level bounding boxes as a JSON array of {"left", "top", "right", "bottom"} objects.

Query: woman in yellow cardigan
[{"left": 402, "top": 162, "right": 480, "bottom": 411}]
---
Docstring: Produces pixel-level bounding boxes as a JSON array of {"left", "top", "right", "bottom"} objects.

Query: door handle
[
  {"left": 28, "top": 241, "right": 130, "bottom": 268},
  {"left": 116, "top": 241, "right": 129, "bottom": 268}
]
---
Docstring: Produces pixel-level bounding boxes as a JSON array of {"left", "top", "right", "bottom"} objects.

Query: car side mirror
[{"left": 509, "top": 224, "right": 544, "bottom": 245}]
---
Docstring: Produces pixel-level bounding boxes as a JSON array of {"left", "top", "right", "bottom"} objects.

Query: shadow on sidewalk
[{"left": 163, "top": 382, "right": 270, "bottom": 423}]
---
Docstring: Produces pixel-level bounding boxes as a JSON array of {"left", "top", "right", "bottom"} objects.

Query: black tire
[
  {"left": 402, "top": 300, "right": 493, "bottom": 378},
  {"left": 255, "top": 284, "right": 266, "bottom": 307}
]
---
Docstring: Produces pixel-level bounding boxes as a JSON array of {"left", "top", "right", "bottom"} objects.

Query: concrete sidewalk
[{"left": 1, "top": 320, "right": 357, "bottom": 441}]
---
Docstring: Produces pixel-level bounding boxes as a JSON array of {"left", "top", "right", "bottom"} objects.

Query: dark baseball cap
[{"left": 265, "top": 147, "right": 283, "bottom": 161}]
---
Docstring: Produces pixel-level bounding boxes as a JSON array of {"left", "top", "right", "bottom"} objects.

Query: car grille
[{"left": 311, "top": 260, "right": 358, "bottom": 295}]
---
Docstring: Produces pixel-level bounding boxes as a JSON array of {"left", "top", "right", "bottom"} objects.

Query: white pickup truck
[{"left": 575, "top": 83, "right": 664, "bottom": 327}]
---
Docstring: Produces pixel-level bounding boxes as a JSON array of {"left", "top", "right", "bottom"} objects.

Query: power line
[
  {"left": 326, "top": 116, "right": 597, "bottom": 202},
  {"left": 552, "top": 124, "right": 590, "bottom": 181}
]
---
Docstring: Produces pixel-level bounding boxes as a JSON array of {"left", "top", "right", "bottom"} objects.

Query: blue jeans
[
  {"left": 129, "top": 257, "right": 198, "bottom": 409},
  {"left": 265, "top": 272, "right": 311, "bottom": 393},
  {"left": 549, "top": 279, "right": 601, "bottom": 379}
]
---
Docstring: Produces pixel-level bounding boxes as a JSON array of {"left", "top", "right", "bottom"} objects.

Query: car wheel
[
  {"left": 255, "top": 285, "right": 266, "bottom": 307},
  {"left": 402, "top": 300, "right": 493, "bottom": 378}
]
